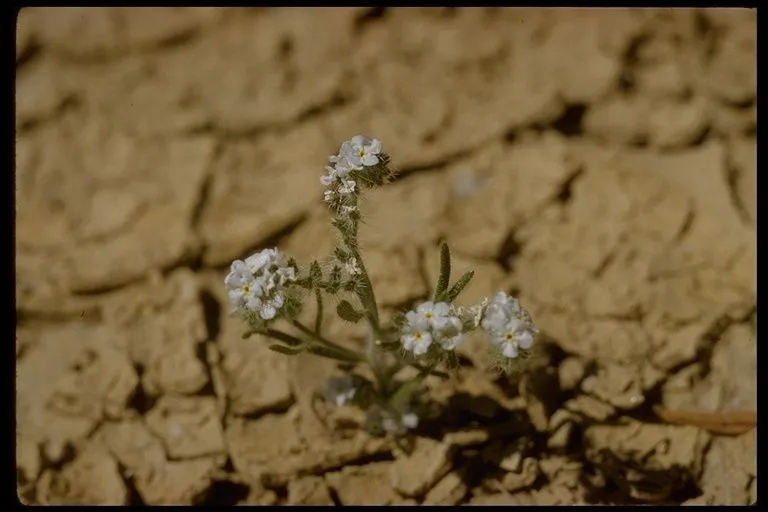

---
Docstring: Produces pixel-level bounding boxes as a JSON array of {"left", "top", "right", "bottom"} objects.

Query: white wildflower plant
[{"left": 225, "top": 135, "right": 541, "bottom": 439}]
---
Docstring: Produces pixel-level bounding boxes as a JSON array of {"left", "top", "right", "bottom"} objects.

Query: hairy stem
[
  {"left": 306, "top": 344, "right": 363, "bottom": 363},
  {"left": 290, "top": 319, "right": 365, "bottom": 362},
  {"left": 314, "top": 288, "right": 324, "bottom": 334},
  {"left": 255, "top": 328, "right": 304, "bottom": 347},
  {"left": 349, "top": 245, "right": 381, "bottom": 336}
]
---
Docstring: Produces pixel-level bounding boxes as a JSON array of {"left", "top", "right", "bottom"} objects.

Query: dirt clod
[{"left": 390, "top": 437, "right": 453, "bottom": 498}]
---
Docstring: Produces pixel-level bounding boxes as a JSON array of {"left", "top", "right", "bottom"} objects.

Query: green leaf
[
  {"left": 241, "top": 330, "right": 254, "bottom": 339},
  {"left": 337, "top": 300, "right": 363, "bottom": 323},
  {"left": 445, "top": 270, "right": 475, "bottom": 302},
  {"left": 329, "top": 265, "right": 342, "bottom": 284},
  {"left": 309, "top": 261, "right": 323, "bottom": 284},
  {"left": 389, "top": 380, "right": 421, "bottom": 408},
  {"left": 433, "top": 241, "right": 452, "bottom": 301},
  {"left": 268, "top": 344, "right": 304, "bottom": 356}
]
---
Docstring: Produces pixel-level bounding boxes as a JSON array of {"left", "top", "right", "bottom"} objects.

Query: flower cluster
[
  {"left": 399, "top": 292, "right": 539, "bottom": 369},
  {"left": 481, "top": 292, "right": 539, "bottom": 359},
  {"left": 321, "top": 135, "right": 391, "bottom": 215},
  {"left": 400, "top": 301, "right": 465, "bottom": 356},
  {"left": 224, "top": 248, "right": 297, "bottom": 321}
]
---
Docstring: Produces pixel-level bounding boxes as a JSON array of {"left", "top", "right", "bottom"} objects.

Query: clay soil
[{"left": 15, "top": 7, "right": 756, "bottom": 505}]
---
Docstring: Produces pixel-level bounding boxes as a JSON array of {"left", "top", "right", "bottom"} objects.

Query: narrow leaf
[
  {"left": 389, "top": 380, "right": 421, "bottom": 407},
  {"left": 268, "top": 344, "right": 304, "bottom": 356},
  {"left": 433, "top": 241, "right": 452, "bottom": 301},
  {"left": 445, "top": 270, "right": 475, "bottom": 302},
  {"left": 309, "top": 261, "right": 323, "bottom": 283},
  {"left": 337, "top": 300, "right": 363, "bottom": 323}
]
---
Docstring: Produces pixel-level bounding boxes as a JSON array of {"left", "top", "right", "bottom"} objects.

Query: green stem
[
  {"left": 314, "top": 289, "right": 324, "bottom": 334},
  {"left": 306, "top": 344, "right": 363, "bottom": 363},
  {"left": 410, "top": 361, "right": 449, "bottom": 380},
  {"left": 290, "top": 319, "right": 365, "bottom": 362},
  {"left": 349, "top": 246, "right": 380, "bottom": 335},
  {"left": 256, "top": 328, "right": 304, "bottom": 347}
]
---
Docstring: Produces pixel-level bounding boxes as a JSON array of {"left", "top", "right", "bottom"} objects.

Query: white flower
[
  {"left": 401, "top": 327, "right": 433, "bottom": 356},
  {"left": 401, "top": 301, "right": 465, "bottom": 355},
  {"left": 410, "top": 301, "right": 451, "bottom": 331},
  {"left": 224, "top": 248, "right": 297, "bottom": 321},
  {"left": 401, "top": 413, "right": 419, "bottom": 429},
  {"left": 225, "top": 263, "right": 263, "bottom": 314},
  {"left": 339, "top": 135, "right": 382, "bottom": 169},
  {"left": 324, "top": 189, "right": 335, "bottom": 203},
  {"left": 481, "top": 292, "right": 521, "bottom": 334},
  {"left": 338, "top": 178, "right": 356, "bottom": 195},
  {"left": 345, "top": 257, "right": 362, "bottom": 276},
  {"left": 480, "top": 292, "right": 538, "bottom": 359},
  {"left": 324, "top": 375, "right": 359, "bottom": 407},
  {"left": 382, "top": 411, "right": 419, "bottom": 435},
  {"left": 245, "top": 248, "right": 280, "bottom": 276},
  {"left": 334, "top": 160, "right": 353, "bottom": 178},
  {"left": 320, "top": 174, "right": 335, "bottom": 187},
  {"left": 434, "top": 315, "right": 464, "bottom": 350}
]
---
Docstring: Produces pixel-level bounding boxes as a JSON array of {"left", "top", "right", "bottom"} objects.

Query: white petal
[
  {"left": 368, "top": 138, "right": 382, "bottom": 154},
  {"left": 260, "top": 305, "right": 277, "bottom": 320},
  {"left": 401, "top": 413, "right": 419, "bottom": 429},
  {"left": 413, "top": 333, "right": 432, "bottom": 355},
  {"left": 224, "top": 271, "right": 242, "bottom": 288},
  {"left": 335, "top": 163, "right": 351, "bottom": 177},
  {"left": 431, "top": 316, "right": 449, "bottom": 331},
  {"left": 505, "top": 317, "right": 521, "bottom": 333},
  {"left": 516, "top": 330, "right": 534, "bottom": 349},
  {"left": 244, "top": 295, "right": 262, "bottom": 312},
  {"left": 442, "top": 334, "right": 463, "bottom": 350},
  {"left": 361, "top": 154, "right": 379, "bottom": 166},
  {"left": 230, "top": 260, "right": 250, "bottom": 275},
  {"left": 272, "top": 293, "right": 284, "bottom": 308},
  {"left": 448, "top": 316, "right": 463, "bottom": 332},
  {"left": 502, "top": 341, "right": 519, "bottom": 359},
  {"left": 434, "top": 302, "right": 451, "bottom": 316},
  {"left": 228, "top": 289, "right": 244, "bottom": 305},
  {"left": 417, "top": 301, "right": 435, "bottom": 313}
]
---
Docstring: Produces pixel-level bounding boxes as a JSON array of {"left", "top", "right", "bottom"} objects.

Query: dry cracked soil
[{"left": 15, "top": 7, "right": 756, "bottom": 506}]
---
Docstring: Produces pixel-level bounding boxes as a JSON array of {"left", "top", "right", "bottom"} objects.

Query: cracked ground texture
[{"left": 15, "top": 7, "right": 756, "bottom": 505}]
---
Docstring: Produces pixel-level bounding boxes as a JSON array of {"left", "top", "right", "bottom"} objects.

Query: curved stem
[
  {"left": 306, "top": 344, "right": 363, "bottom": 363},
  {"left": 314, "top": 288, "right": 324, "bottom": 334},
  {"left": 255, "top": 328, "right": 304, "bottom": 347},
  {"left": 290, "top": 319, "right": 365, "bottom": 362},
  {"left": 349, "top": 245, "right": 380, "bottom": 336}
]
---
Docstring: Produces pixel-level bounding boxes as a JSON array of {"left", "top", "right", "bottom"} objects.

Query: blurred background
[{"left": 15, "top": 7, "right": 755, "bottom": 505}]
